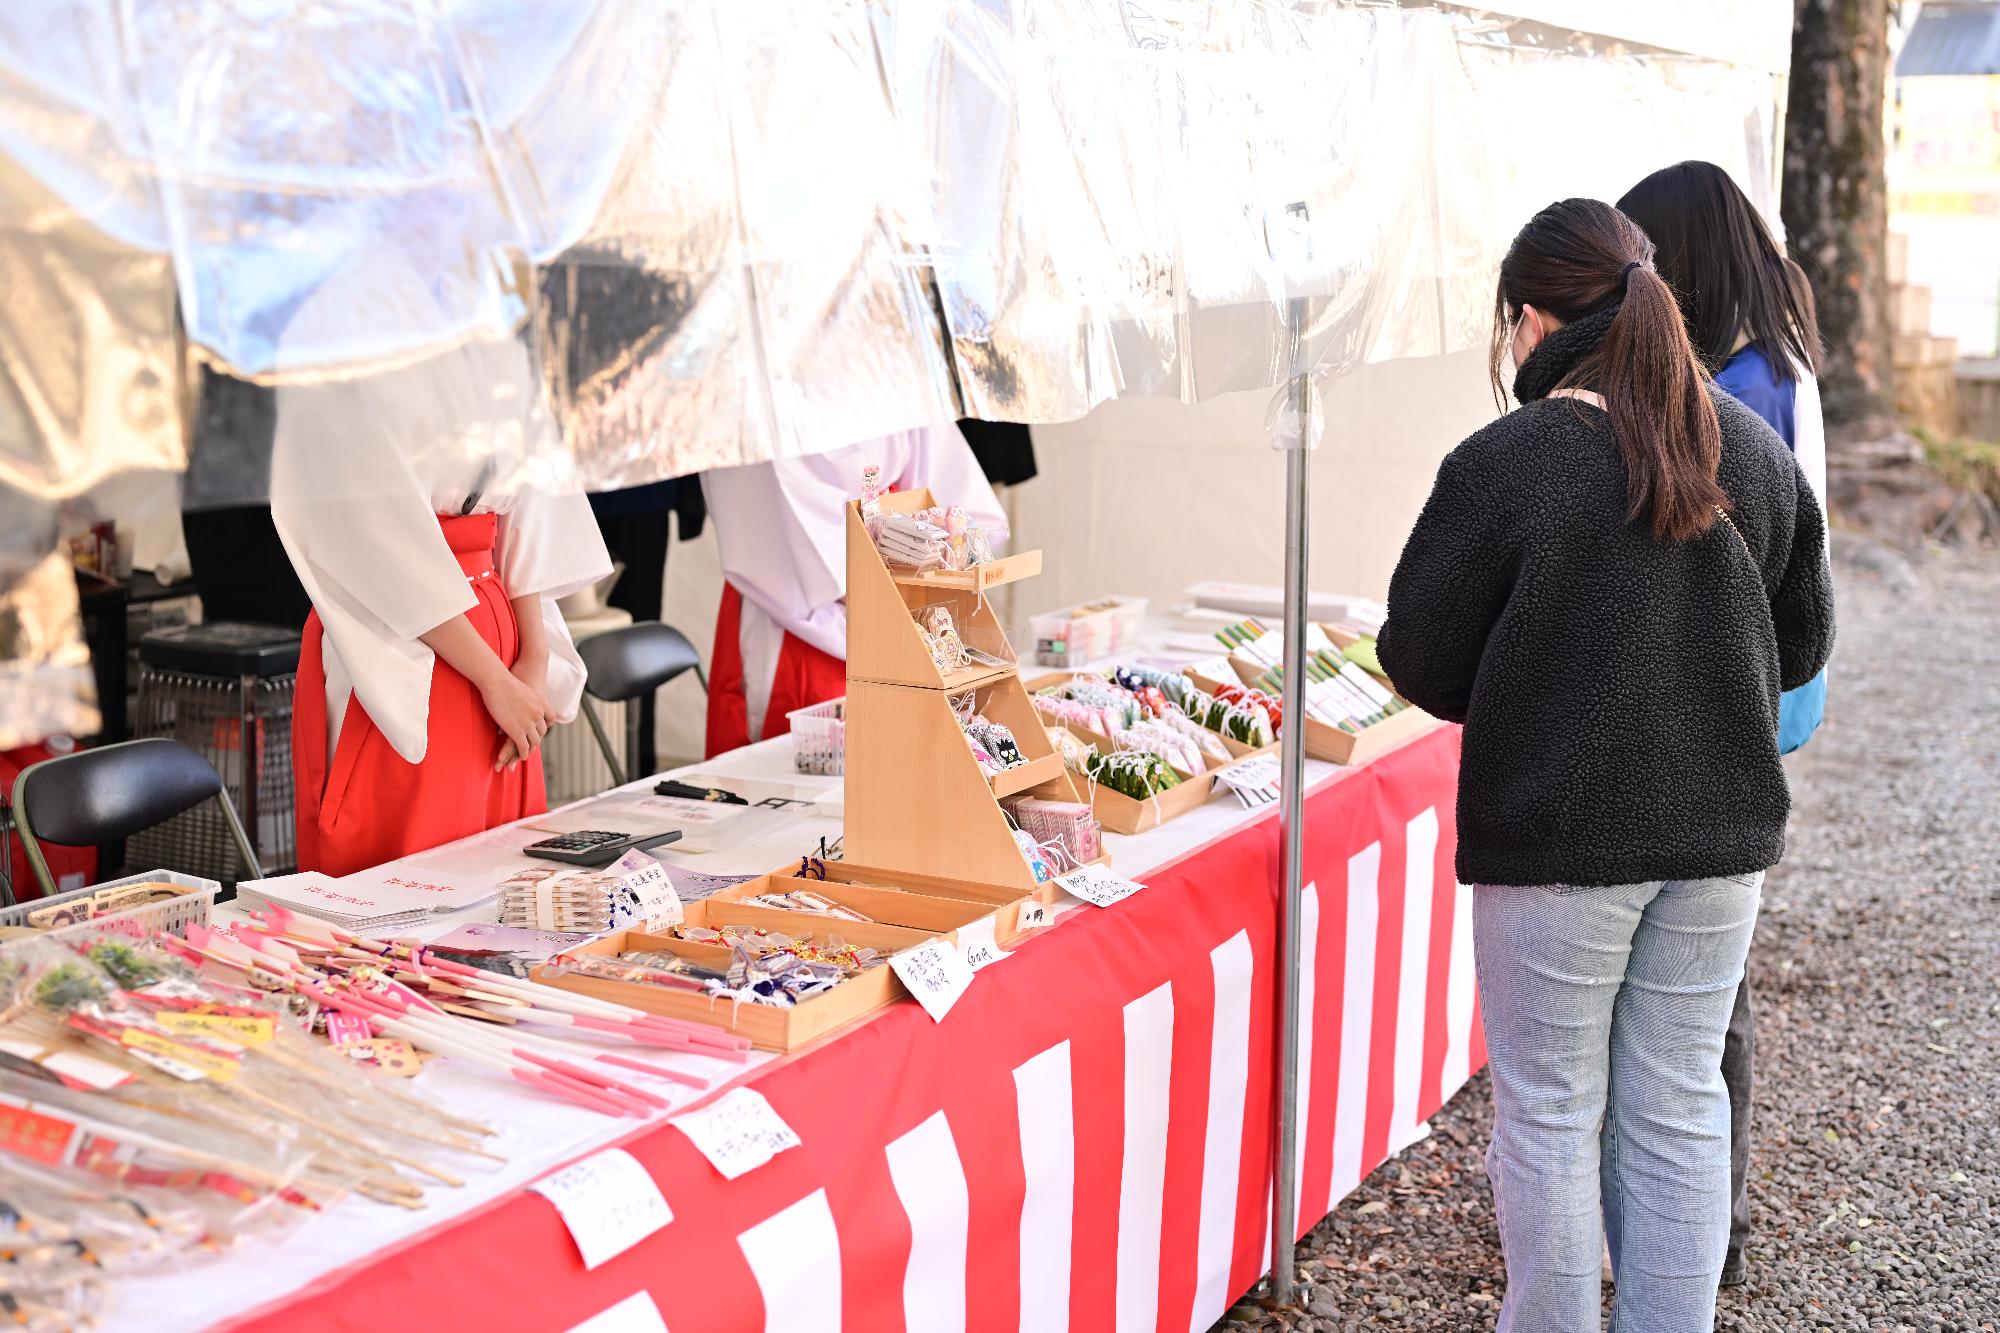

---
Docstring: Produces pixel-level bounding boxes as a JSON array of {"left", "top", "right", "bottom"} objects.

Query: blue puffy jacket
[{"left": 1715, "top": 345, "right": 1827, "bottom": 755}]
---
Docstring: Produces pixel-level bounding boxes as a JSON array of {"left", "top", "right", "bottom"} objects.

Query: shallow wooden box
[
  {"left": 720, "top": 859, "right": 1038, "bottom": 943},
  {"left": 1189, "top": 669, "right": 1433, "bottom": 766},
  {"left": 1299, "top": 702, "right": 1438, "bottom": 766},
  {"left": 1174, "top": 670, "right": 1283, "bottom": 759},
  {"left": 532, "top": 921, "right": 903, "bottom": 1054},
  {"left": 1075, "top": 763, "right": 1217, "bottom": 835}
]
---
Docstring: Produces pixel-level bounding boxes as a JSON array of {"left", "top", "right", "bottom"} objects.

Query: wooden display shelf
[
  {"left": 989, "top": 751, "right": 1065, "bottom": 799},
  {"left": 847, "top": 488, "right": 1032, "bottom": 689},
  {"left": 938, "top": 661, "right": 1017, "bottom": 692},
  {"left": 845, "top": 484, "right": 1096, "bottom": 892},
  {"left": 845, "top": 674, "right": 1083, "bottom": 893},
  {"left": 890, "top": 549, "right": 1043, "bottom": 592}
]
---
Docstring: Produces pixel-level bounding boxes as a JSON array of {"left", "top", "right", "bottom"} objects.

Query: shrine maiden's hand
[{"left": 481, "top": 667, "right": 551, "bottom": 771}]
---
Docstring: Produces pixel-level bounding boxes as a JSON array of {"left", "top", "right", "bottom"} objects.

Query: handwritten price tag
[
  {"left": 671, "top": 1088, "right": 802, "bottom": 1180},
  {"left": 1185, "top": 654, "right": 1236, "bottom": 682},
  {"left": 530, "top": 1148, "right": 674, "bottom": 1270},
  {"left": 955, "top": 917, "right": 1010, "bottom": 973},
  {"left": 890, "top": 938, "right": 976, "bottom": 1021},
  {"left": 1056, "top": 864, "right": 1148, "bottom": 908},
  {"left": 609, "top": 851, "right": 682, "bottom": 930},
  {"left": 1214, "top": 753, "right": 1281, "bottom": 809}
]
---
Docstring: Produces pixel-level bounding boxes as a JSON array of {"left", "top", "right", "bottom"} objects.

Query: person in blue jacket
[{"left": 1620, "top": 160, "right": 1831, "bottom": 1290}]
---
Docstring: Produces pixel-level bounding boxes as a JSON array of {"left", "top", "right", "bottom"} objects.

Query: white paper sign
[
  {"left": 1214, "top": 753, "right": 1281, "bottom": 809},
  {"left": 671, "top": 1088, "right": 802, "bottom": 1180},
  {"left": 530, "top": 1148, "right": 674, "bottom": 1270},
  {"left": 609, "top": 851, "right": 683, "bottom": 930},
  {"left": 955, "top": 917, "right": 1010, "bottom": 972},
  {"left": 1185, "top": 654, "right": 1236, "bottom": 683},
  {"left": 566, "top": 1292, "right": 669, "bottom": 1333},
  {"left": 890, "top": 938, "right": 976, "bottom": 1020},
  {"left": 1016, "top": 901, "right": 1052, "bottom": 930},
  {"left": 1057, "top": 863, "right": 1149, "bottom": 908}
]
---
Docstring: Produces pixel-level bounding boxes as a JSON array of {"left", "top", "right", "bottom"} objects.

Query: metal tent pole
[{"left": 1268, "top": 279, "right": 1314, "bottom": 1307}]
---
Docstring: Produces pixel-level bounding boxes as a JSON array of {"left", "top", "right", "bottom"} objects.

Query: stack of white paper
[{"left": 235, "top": 868, "right": 500, "bottom": 936}]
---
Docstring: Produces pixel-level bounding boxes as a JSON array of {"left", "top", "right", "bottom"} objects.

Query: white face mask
[{"left": 1509, "top": 306, "right": 1543, "bottom": 371}]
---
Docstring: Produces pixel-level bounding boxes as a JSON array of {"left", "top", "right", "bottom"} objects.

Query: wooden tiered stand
[{"left": 843, "top": 489, "right": 1088, "bottom": 891}]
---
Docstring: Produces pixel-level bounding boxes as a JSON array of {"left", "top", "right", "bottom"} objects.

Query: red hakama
[
  {"left": 703, "top": 582, "right": 846, "bottom": 757},
  {"left": 293, "top": 513, "right": 547, "bottom": 876}
]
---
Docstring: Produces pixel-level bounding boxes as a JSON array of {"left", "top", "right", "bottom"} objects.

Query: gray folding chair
[
  {"left": 8, "top": 738, "right": 262, "bottom": 904},
  {"left": 576, "top": 622, "right": 706, "bottom": 786}
]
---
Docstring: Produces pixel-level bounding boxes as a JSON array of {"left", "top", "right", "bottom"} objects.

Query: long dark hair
[
  {"left": 1616, "top": 160, "right": 1821, "bottom": 380},
  {"left": 1489, "top": 197, "right": 1727, "bottom": 542}
]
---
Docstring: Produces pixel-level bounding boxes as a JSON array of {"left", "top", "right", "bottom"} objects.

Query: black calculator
[{"left": 522, "top": 829, "right": 683, "bottom": 868}]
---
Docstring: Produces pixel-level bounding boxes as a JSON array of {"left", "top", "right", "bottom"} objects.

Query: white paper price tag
[
  {"left": 604, "top": 851, "right": 682, "bottom": 930},
  {"left": 1185, "top": 654, "right": 1235, "bottom": 683},
  {"left": 530, "top": 1148, "right": 674, "bottom": 1270},
  {"left": 890, "top": 938, "right": 976, "bottom": 1020},
  {"left": 1214, "top": 753, "right": 1281, "bottom": 809},
  {"left": 1056, "top": 863, "right": 1149, "bottom": 908},
  {"left": 1016, "top": 901, "right": 1052, "bottom": 930},
  {"left": 955, "top": 917, "right": 1011, "bottom": 972},
  {"left": 671, "top": 1088, "right": 802, "bottom": 1180}
]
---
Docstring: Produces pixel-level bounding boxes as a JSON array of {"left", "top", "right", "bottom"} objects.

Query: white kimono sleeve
[
  {"left": 495, "top": 490, "right": 613, "bottom": 726},
  {"left": 703, "top": 457, "right": 852, "bottom": 661},
  {"left": 898, "top": 422, "right": 1010, "bottom": 539},
  {"left": 703, "top": 424, "right": 1010, "bottom": 662},
  {"left": 270, "top": 377, "right": 478, "bottom": 766}
]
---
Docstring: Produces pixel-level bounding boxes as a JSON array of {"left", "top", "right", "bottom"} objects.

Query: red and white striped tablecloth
[{"left": 226, "top": 724, "right": 1480, "bottom": 1333}]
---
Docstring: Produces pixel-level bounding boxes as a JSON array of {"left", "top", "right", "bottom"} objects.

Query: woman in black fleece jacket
[{"left": 1376, "top": 199, "right": 1833, "bottom": 1332}]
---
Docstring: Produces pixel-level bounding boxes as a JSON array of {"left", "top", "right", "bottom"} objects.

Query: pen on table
[{"left": 654, "top": 779, "right": 750, "bottom": 805}]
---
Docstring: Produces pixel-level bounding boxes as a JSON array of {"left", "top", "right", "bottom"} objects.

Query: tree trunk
[{"left": 1783, "top": 0, "right": 1895, "bottom": 436}]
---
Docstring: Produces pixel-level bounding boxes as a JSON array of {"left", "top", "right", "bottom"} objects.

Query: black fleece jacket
[{"left": 1377, "top": 388, "right": 1835, "bottom": 889}]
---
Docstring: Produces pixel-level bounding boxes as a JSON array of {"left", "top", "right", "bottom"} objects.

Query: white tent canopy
[{"left": 0, "top": 0, "right": 1791, "bottom": 783}]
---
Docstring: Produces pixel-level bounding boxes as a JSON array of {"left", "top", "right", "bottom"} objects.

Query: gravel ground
[{"left": 1219, "top": 544, "right": 2000, "bottom": 1331}]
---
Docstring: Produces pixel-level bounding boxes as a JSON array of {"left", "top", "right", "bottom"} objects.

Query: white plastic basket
[
  {"left": 788, "top": 697, "right": 846, "bottom": 775},
  {"left": 1030, "top": 596, "right": 1149, "bottom": 667},
  {"left": 0, "top": 869, "right": 219, "bottom": 948}
]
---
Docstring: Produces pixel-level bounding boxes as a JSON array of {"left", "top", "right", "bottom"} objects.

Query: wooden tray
[
  {"left": 1189, "top": 668, "right": 1433, "bottom": 766},
  {"left": 533, "top": 925, "right": 900, "bottom": 1054},
  {"left": 739, "top": 860, "right": 1042, "bottom": 942}
]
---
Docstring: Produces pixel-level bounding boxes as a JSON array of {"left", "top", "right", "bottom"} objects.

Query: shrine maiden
[
  {"left": 271, "top": 333, "right": 611, "bottom": 876},
  {"left": 700, "top": 425, "right": 1005, "bottom": 756}
]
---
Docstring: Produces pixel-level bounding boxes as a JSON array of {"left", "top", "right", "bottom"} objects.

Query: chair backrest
[
  {"left": 13, "top": 739, "right": 225, "bottom": 846},
  {"left": 579, "top": 622, "right": 703, "bottom": 704}
]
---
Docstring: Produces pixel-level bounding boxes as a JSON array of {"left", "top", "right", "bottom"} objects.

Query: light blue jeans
[{"left": 1475, "top": 873, "right": 1763, "bottom": 1332}]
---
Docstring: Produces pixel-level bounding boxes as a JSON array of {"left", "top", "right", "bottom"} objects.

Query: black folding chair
[
  {"left": 576, "top": 622, "right": 706, "bottom": 787},
  {"left": 7, "top": 738, "right": 262, "bottom": 904}
]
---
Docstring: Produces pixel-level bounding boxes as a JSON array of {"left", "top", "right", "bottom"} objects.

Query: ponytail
[
  {"left": 1495, "top": 197, "right": 1729, "bottom": 543},
  {"left": 1602, "top": 267, "right": 1727, "bottom": 541}
]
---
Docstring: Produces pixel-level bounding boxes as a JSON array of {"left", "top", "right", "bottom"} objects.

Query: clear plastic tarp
[{"left": 0, "top": 0, "right": 1788, "bottom": 744}]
